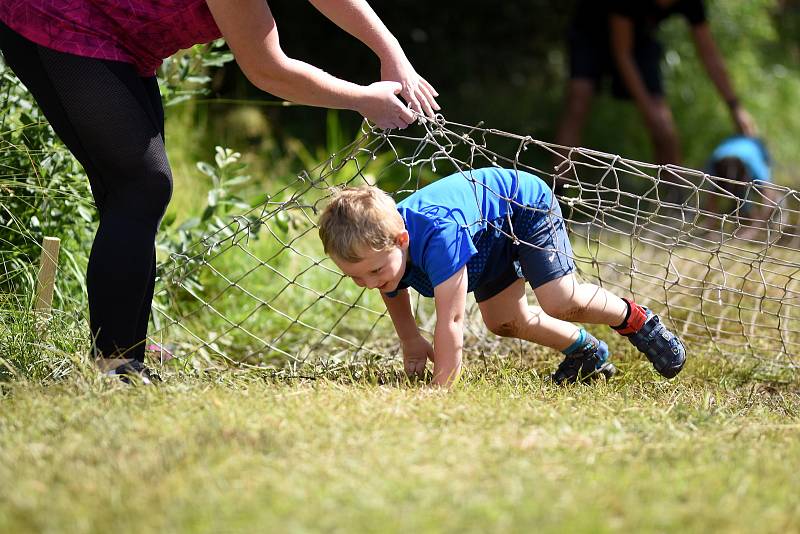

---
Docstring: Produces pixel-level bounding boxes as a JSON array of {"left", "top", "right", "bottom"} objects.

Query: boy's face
[{"left": 332, "top": 231, "right": 409, "bottom": 294}]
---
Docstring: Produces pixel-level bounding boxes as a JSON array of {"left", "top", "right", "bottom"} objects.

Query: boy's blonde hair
[{"left": 318, "top": 186, "right": 405, "bottom": 262}]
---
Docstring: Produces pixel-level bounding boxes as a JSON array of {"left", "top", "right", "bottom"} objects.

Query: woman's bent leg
[{"left": 0, "top": 25, "right": 171, "bottom": 362}]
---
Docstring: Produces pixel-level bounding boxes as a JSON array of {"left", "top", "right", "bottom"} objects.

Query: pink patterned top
[{"left": 0, "top": 0, "right": 222, "bottom": 76}]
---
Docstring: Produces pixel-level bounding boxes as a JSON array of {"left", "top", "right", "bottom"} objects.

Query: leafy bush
[
  {"left": 159, "top": 39, "right": 233, "bottom": 107},
  {"left": 0, "top": 40, "right": 235, "bottom": 311},
  {"left": 0, "top": 67, "right": 95, "bottom": 309},
  {"left": 0, "top": 40, "right": 236, "bottom": 379}
]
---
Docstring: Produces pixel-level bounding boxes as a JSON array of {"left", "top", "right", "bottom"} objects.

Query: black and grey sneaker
[
  {"left": 614, "top": 299, "right": 686, "bottom": 379},
  {"left": 552, "top": 339, "right": 616, "bottom": 385},
  {"left": 103, "top": 359, "right": 160, "bottom": 385},
  {"left": 625, "top": 308, "right": 686, "bottom": 379}
]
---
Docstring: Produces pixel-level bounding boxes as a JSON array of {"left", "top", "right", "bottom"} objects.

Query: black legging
[{"left": 1, "top": 23, "right": 172, "bottom": 363}]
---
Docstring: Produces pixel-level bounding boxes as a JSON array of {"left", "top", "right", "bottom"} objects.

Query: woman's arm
[
  {"left": 307, "top": 0, "right": 439, "bottom": 117},
  {"left": 690, "top": 23, "right": 756, "bottom": 135},
  {"left": 206, "top": 0, "right": 416, "bottom": 129}
]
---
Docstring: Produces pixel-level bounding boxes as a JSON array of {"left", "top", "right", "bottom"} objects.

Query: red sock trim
[{"left": 614, "top": 298, "right": 647, "bottom": 335}]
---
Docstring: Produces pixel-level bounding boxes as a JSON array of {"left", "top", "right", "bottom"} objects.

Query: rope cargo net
[{"left": 150, "top": 116, "right": 800, "bottom": 372}]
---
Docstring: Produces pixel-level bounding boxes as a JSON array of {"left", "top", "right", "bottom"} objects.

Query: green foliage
[
  {"left": 163, "top": 146, "right": 254, "bottom": 235},
  {"left": 0, "top": 304, "right": 89, "bottom": 382},
  {"left": 0, "top": 67, "right": 95, "bottom": 309},
  {"left": 0, "top": 38, "right": 235, "bottom": 311},
  {"left": 158, "top": 39, "right": 234, "bottom": 107},
  {"left": 155, "top": 146, "right": 263, "bottom": 312}
]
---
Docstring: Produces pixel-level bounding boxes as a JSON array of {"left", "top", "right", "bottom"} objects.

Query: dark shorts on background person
[
  {"left": 474, "top": 201, "right": 576, "bottom": 302},
  {"left": 567, "top": 27, "right": 665, "bottom": 98}
]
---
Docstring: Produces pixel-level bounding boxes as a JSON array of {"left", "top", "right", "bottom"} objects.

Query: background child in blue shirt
[
  {"left": 318, "top": 167, "right": 686, "bottom": 387},
  {"left": 707, "top": 135, "right": 778, "bottom": 229}
]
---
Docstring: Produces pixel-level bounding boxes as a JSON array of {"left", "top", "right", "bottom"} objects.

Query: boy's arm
[
  {"left": 381, "top": 288, "right": 420, "bottom": 341},
  {"left": 690, "top": 23, "right": 756, "bottom": 136},
  {"left": 431, "top": 266, "right": 468, "bottom": 387},
  {"left": 381, "top": 289, "right": 434, "bottom": 378}
]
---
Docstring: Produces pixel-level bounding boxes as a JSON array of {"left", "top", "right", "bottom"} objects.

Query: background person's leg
[
  {"left": 608, "top": 37, "right": 680, "bottom": 166},
  {"left": 554, "top": 79, "right": 596, "bottom": 153},
  {"left": 0, "top": 24, "right": 172, "bottom": 363},
  {"left": 643, "top": 97, "right": 681, "bottom": 165},
  {"left": 556, "top": 26, "right": 603, "bottom": 155},
  {"left": 553, "top": 79, "right": 597, "bottom": 193}
]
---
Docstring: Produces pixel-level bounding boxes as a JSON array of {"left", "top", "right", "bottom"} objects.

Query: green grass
[{"left": 1, "top": 352, "right": 799, "bottom": 533}]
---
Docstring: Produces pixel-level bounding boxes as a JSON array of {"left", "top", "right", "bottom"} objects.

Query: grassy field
[
  {"left": 1, "top": 350, "right": 799, "bottom": 533},
  {"left": 4, "top": 114, "right": 800, "bottom": 533}
]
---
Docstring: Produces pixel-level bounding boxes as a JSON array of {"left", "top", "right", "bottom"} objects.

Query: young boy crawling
[{"left": 318, "top": 167, "right": 686, "bottom": 387}]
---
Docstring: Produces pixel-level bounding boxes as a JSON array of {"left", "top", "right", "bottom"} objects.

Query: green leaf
[
  {"left": 186, "top": 75, "right": 211, "bottom": 85},
  {"left": 214, "top": 146, "right": 240, "bottom": 168},
  {"left": 201, "top": 205, "right": 216, "bottom": 222},
  {"left": 274, "top": 211, "right": 289, "bottom": 233},
  {"left": 202, "top": 52, "right": 234, "bottom": 68},
  {"left": 207, "top": 189, "right": 219, "bottom": 207},
  {"left": 161, "top": 212, "right": 176, "bottom": 228},
  {"left": 163, "top": 94, "right": 191, "bottom": 107},
  {"left": 196, "top": 161, "right": 216, "bottom": 178},
  {"left": 224, "top": 175, "right": 251, "bottom": 187},
  {"left": 77, "top": 205, "right": 94, "bottom": 223},
  {"left": 178, "top": 217, "right": 200, "bottom": 231}
]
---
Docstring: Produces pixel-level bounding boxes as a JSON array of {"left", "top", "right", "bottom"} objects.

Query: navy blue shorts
[
  {"left": 474, "top": 201, "right": 576, "bottom": 302},
  {"left": 568, "top": 27, "right": 664, "bottom": 99}
]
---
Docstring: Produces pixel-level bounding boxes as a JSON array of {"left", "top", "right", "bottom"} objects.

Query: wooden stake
[{"left": 35, "top": 237, "right": 60, "bottom": 314}]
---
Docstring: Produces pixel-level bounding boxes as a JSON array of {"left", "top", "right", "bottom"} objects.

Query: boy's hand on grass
[{"left": 400, "top": 335, "right": 434, "bottom": 379}]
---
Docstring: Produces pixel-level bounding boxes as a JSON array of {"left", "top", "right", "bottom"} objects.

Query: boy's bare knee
[
  {"left": 541, "top": 301, "right": 584, "bottom": 322},
  {"left": 487, "top": 319, "right": 518, "bottom": 338}
]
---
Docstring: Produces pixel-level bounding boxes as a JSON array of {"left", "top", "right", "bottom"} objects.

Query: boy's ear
[{"left": 395, "top": 230, "right": 410, "bottom": 248}]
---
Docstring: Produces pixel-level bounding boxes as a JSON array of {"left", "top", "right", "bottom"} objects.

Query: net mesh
[{"left": 149, "top": 116, "right": 800, "bottom": 371}]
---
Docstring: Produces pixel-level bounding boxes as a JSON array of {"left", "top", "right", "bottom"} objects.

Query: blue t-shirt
[
  {"left": 709, "top": 136, "right": 771, "bottom": 183},
  {"left": 387, "top": 168, "right": 551, "bottom": 298}
]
